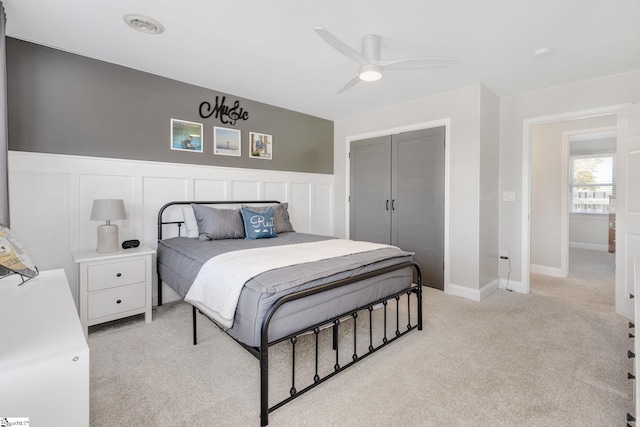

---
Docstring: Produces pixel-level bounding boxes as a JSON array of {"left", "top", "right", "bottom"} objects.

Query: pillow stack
[{"left": 184, "top": 203, "right": 294, "bottom": 240}]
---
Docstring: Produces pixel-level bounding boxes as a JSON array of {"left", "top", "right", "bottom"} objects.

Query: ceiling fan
[{"left": 314, "top": 26, "right": 460, "bottom": 94}]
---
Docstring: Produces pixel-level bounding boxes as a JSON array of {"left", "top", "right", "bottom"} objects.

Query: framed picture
[
  {"left": 214, "top": 126, "right": 241, "bottom": 157},
  {"left": 250, "top": 132, "right": 272, "bottom": 159},
  {"left": 171, "top": 119, "right": 203, "bottom": 152}
]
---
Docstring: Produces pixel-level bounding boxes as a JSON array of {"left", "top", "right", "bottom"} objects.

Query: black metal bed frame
[{"left": 157, "top": 201, "right": 423, "bottom": 426}]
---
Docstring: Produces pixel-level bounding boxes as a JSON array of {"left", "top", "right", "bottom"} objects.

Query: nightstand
[{"left": 73, "top": 245, "right": 155, "bottom": 338}]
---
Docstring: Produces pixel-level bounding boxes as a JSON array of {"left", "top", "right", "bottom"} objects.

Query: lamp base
[{"left": 96, "top": 225, "right": 119, "bottom": 253}]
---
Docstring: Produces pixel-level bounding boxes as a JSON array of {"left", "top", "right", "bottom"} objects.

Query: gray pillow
[
  {"left": 242, "top": 203, "right": 295, "bottom": 233},
  {"left": 191, "top": 204, "right": 245, "bottom": 240}
]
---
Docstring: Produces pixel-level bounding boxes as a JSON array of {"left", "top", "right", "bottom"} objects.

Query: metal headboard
[
  {"left": 157, "top": 200, "right": 282, "bottom": 240},
  {"left": 156, "top": 200, "right": 282, "bottom": 306}
]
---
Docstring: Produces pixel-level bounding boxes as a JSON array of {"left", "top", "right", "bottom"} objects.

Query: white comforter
[{"left": 184, "top": 239, "right": 396, "bottom": 328}]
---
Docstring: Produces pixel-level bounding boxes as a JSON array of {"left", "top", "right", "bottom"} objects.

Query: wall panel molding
[{"left": 9, "top": 151, "right": 335, "bottom": 307}]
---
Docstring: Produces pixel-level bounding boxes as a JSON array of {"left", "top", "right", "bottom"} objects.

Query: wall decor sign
[
  {"left": 171, "top": 119, "right": 203, "bottom": 152},
  {"left": 250, "top": 132, "right": 273, "bottom": 159},
  {"left": 214, "top": 126, "right": 241, "bottom": 157},
  {"left": 199, "top": 96, "right": 249, "bottom": 126}
]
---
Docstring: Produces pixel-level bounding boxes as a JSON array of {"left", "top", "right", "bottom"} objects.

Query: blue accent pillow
[
  {"left": 241, "top": 206, "right": 278, "bottom": 240},
  {"left": 241, "top": 203, "right": 295, "bottom": 233}
]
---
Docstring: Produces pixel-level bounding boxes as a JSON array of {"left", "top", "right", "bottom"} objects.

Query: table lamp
[{"left": 90, "top": 199, "right": 126, "bottom": 253}]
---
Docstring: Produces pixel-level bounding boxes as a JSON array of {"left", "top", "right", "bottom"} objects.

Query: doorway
[
  {"left": 566, "top": 128, "right": 617, "bottom": 282},
  {"left": 523, "top": 103, "right": 633, "bottom": 317},
  {"left": 530, "top": 117, "right": 617, "bottom": 280}
]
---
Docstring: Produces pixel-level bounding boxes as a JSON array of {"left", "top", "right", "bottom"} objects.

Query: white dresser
[
  {"left": 73, "top": 246, "right": 155, "bottom": 337},
  {"left": 0, "top": 269, "right": 89, "bottom": 426}
]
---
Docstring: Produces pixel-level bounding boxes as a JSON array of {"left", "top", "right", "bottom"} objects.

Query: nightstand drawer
[
  {"left": 87, "top": 282, "right": 146, "bottom": 320},
  {"left": 87, "top": 259, "right": 146, "bottom": 292}
]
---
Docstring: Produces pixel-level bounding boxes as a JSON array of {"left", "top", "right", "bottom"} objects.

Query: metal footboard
[
  {"left": 192, "top": 261, "right": 422, "bottom": 426},
  {"left": 158, "top": 201, "right": 423, "bottom": 425}
]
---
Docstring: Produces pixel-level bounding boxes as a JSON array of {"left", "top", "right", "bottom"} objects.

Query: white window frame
[{"left": 569, "top": 152, "right": 616, "bottom": 215}]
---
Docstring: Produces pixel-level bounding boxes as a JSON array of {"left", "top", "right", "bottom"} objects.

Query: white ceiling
[{"left": 4, "top": 0, "right": 640, "bottom": 121}]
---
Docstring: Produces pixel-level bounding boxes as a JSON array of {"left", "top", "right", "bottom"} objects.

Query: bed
[{"left": 156, "top": 201, "right": 423, "bottom": 425}]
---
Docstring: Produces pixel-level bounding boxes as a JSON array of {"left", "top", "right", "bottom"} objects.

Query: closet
[{"left": 349, "top": 126, "right": 445, "bottom": 289}]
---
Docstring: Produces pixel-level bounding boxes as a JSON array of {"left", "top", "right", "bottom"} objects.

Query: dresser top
[{"left": 0, "top": 269, "right": 88, "bottom": 372}]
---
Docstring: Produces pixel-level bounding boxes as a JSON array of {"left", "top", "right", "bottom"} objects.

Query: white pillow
[{"left": 181, "top": 206, "right": 199, "bottom": 238}]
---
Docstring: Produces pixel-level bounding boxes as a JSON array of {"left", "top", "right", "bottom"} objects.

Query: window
[{"left": 570, "top": 153, "right": 615, "bottom": 214}]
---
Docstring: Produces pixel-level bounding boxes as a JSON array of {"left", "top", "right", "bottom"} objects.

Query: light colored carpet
[
  {"left": 89, "top": 250, "right": 631, "bottom": 426},
  {"left": 569, "top": 247, "right": 615, "bottom": 281}
]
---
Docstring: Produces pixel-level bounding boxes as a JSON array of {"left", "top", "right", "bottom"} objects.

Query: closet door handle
[
  {"left": 392, "top": 199, "right": 396, "bottom": 210},
  {"left": 386, "top": 200, "right": 389, "bottom": 211}
]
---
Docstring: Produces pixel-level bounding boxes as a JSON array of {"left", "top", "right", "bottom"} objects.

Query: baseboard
[
  {"left": 530, "top": 264, "right": 564, "bottom": 277},
  {"left": 569, "top": 242, "right": 609, "bottom": 251},
  {"left": 480, "top": 279, "right": 500, "bottom": 300},
  {"left": 445, "top": 280, "right": 499, "bottom": 302},
  {"left": 500, "top": 278, "right": 526, "bottom": 293},
  {"left": 445, "top": 283, "right": 480, "bottom": 301}
]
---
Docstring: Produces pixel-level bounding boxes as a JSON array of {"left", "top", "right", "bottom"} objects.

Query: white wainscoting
[{"left": 8, "top": 151, "right": 335, "bottom": 307}]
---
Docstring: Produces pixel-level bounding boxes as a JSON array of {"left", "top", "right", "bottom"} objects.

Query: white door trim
[
  {"left": 616, "top": 103, "right": 640, "bottom": 320},
  {"left": 522, "top": 104, "right": 630, "bottom": 294}
]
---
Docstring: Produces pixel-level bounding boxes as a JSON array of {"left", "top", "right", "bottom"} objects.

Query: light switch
[{"left": 503, "top": 191, "right": 515, "bottom": 202}]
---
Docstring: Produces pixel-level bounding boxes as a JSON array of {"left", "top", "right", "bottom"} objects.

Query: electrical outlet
[{"left": 503, "top": 191, "right": 516, "bottom": 202}]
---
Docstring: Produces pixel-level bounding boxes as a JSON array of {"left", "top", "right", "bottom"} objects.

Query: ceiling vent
[
  {"left": 123, "top": 14, "right": 165, "bottom": 35},
  {"left": 533, "top": 47, "right": 553, "bottom": 58}
]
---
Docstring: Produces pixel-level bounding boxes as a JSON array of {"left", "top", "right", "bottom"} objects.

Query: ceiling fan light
[{"left": 359, "top": 64, "right": 383, "bottom": 82}]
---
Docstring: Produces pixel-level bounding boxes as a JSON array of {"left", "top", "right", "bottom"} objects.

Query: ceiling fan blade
[
  {"left": 380, "top": 58, "right": 460, "bottom": 70},
  {"left": 336, "top": 74, "right": 361, "bottom": 94},
  {"left": 314, "top": 26, "right": 366, "bottom": 65}
]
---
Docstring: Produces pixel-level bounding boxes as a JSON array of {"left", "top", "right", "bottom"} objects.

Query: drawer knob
[
  {"left": 116, "top": 299, "right": 122, "bottom": 304},
  {"left": 116, "top": 273, "right": 122, "bottom": 278}
]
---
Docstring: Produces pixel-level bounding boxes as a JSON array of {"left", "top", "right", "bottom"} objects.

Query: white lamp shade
[
  {"left": 90, "top": 199, "right": 126, "bottom": 221},
  {"left": 90, "top": 199, "right": 126, "bottom": 253}
]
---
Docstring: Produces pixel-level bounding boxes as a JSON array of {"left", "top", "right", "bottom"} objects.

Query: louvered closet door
[
  {"left": 350, "top": 136, "right": 392, "bottom": 244},
  {"left": 391, "top": 127, "right": 445, "bottom": 290}
]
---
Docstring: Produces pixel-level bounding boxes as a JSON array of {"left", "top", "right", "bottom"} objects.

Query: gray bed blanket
[{"left": 157, "top": 232, "right": 415, "bottom": 346}]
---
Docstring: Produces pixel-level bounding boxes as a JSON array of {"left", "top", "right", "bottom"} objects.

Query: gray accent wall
[{"left": 7, "top": 38, "right": 333, "bottom": 174}]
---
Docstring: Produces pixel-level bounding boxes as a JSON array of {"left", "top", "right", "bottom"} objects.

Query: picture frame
[
  {"left": 249, "top": 132, "right": 272, "bottom": 160},
  {"left": 213, "top": 126, "right": 241, "bottom": 157},
  {"left": 171, "top": 119, "right": 203, "bottom": 153}
]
